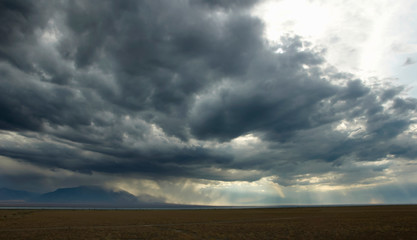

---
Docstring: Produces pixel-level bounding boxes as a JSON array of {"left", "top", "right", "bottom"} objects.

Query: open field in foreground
[{"left": 0, "top": 205, "right": 416, "bottom": 239}]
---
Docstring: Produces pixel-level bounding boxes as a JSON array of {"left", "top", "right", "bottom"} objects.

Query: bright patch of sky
[{"left": 253, "top": 0, "right": 417, "bottom": 96}]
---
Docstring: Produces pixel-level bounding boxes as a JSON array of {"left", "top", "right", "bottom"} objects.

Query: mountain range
[
  {"left": 0, "top": 186, "right": 172, "bottom": 207},
  {"left": 0, "top": 188, "right": 37, "bottom": 201}
]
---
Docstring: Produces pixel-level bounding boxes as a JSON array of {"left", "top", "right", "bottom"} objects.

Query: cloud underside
[{"left": 0, "top": 0, "right": 417, "bottom": 201}]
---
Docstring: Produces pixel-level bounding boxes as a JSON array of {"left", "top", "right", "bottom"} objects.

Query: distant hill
[
  {"left": 0, "top": 188, "right": 38, "bottom": 201},
  {"left": 0, "top": 186, "right": 200, "bottom": 208},
  {"left": 32, "top": 186, "right": 139, "bottom": 205}
]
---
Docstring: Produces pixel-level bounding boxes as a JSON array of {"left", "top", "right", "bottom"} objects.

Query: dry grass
[{"left": 0, "top": 205, "right": 416, "bottom": 239}]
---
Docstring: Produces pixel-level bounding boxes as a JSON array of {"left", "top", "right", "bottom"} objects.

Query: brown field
[{"left": 0, "top": 205, "right": 416, "bottom": 239}]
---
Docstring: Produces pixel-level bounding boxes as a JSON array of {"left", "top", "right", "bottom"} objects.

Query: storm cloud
[{"left": 0, "top": 0, "right": 416, "bottom": 204}]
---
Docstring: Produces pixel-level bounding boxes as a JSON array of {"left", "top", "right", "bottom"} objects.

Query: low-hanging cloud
[{"left": 0, "top": 0, "right": 416, "bottom": 201}]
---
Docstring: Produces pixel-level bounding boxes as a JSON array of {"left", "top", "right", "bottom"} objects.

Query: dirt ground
[{"left": 0, "top": 205, "right": 416, "bottom": 239}]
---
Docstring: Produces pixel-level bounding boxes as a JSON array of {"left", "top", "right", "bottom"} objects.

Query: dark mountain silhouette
[
  {"left": 32, "top": 186, "right": 139, "bottom": 205},
  {"left": 0, "top": 188, "right": 38, "bottom": 201},
  {"left": 0, "top": 186, "right": 202, "bottom": 208}
]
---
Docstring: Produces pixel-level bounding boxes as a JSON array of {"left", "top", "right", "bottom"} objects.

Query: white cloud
[{"left": 253, "top": 0, "right": 417, "bottom": 96}]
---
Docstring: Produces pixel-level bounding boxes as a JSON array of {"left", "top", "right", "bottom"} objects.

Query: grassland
[{"left": 0, "top": 205, "right": 416, "bottom": 239}]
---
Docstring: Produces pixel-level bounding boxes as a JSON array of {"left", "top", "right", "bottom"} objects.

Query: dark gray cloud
[
  {"left": 193, "top": 0, "right": 260, "bottom": 10},
  {"left": 0, "top": 0, "right": 416, "bottom": 198}
]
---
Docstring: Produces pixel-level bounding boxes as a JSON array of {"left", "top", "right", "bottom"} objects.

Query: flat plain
[{"left": 0, "top": 205, "right": 416, "bottom": 239}]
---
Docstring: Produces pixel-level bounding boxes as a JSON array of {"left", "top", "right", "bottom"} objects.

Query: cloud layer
[{"left": 0, "top": 0, "right": 416, "bottom": 204}]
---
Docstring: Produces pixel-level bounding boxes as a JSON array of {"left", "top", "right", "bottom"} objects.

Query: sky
[{"left": 0, "top": 0, "right": 417, "bottom": 206}]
